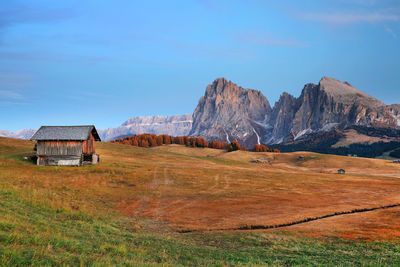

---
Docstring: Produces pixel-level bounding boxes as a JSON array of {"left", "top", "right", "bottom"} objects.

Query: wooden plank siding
[
  {"left": 37, "top": 141, "right": 83, "bottom": 156},
  {"left": 82, "top": 133, "right": 95, "bottom": 155},
  {"left": 32, "top": 125, "right": 100, "bottom": 166}
]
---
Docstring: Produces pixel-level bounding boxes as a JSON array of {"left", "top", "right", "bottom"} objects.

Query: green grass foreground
[
  {"left": 0, "top": 137, "right": 399, "bottom": 266},
  {"left": 1, "top": 188, "right": 400, "bottom": 266}
]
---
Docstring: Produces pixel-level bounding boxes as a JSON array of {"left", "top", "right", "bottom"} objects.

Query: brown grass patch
[{"left": 1, "top": 137, "right": 400, "bottom": 240}]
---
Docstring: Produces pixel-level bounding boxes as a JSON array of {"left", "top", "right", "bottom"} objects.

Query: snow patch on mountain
[
  {"left": 253, "top": 128, "right": 260, "bottom": 145},
  {"left": 294, "top": 128, "right": 313, "bottom": 141},
  {"left": 320, "top": 123, "right": 340, "bottom": 132},
  {"left": 98, "top": 114, "right": 193, "bottom": 141}
]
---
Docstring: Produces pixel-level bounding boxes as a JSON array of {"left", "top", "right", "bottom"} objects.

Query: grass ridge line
[{"left": 178, "top": 203, "right": 400, "bottom": 233}]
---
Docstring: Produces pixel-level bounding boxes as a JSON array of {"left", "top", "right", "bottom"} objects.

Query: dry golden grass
[
  {"left": 1, "top": 136, "right": 400, "bottom": 241},
  {"left": 288, "top": 206, "right": 400, "bottom": 240}
]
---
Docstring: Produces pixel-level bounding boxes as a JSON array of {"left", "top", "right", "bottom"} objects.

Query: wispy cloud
[
  {"left": 196, "top": 0, "right": 226, "bottom": 13},
  {"left": 0, "top": 100, "right": 29, "bottom": 107},
  {"left": 297, "top": 10, "right": 400, "bottom": 25},
  {"left": 0, "top": 74, "right": 32, "bottom": 105},
  {"left": 0, "top": 90, "right": 23, "bottom": 100},
  {"left": 0, "top": 73, "right": 33, "bottom": 89},
  {"left": 0, "top": 51, "right": 114, "bottom": 64},
  {"left": 0, "top": 5, "right": 75, "bottom": 28},
  {"left": 384, "top": 25, "right": 398, "bottom": 38},
  {"left": 335, "top": 0, "right": 379, "bottom": 6},
  {"left": 229, "top": 31, "right": 307, "bottom": 47},
  {"left": 0, "top": 4, "right": 76, "bottom": 44},
  {"left": 295, "top": 7, "right": 400, "bottom": 38},
  {"left": 0, "top": 51, "right": 185, "bottom": 67},
  {"left": 43, "top": 33, "right": 112, "bottom": 46},
  {"left": 128, "top": 32, "right": 257, "bottom": 61}
]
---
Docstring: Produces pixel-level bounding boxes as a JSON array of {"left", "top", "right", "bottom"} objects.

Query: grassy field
[{"left": 0, "top": 137, "right": 400, "bottom": 265}]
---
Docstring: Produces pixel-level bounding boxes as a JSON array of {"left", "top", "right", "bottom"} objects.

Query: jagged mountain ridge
[
  {"left": 190, "top": 77, "right": 400, "bottom": 148},
  {"left": 3, "top": 76, "right": 399, "bottom": 149},
  {"left": 97, "top": 114, "right": 193, "bottom": 141},
  {"left": 0, "top": 129, "right": 36, "bottom": 140},
  {"left": 189, "top": 78, "right": 271, "bottom": 146},
  {"left": 1, "top": 115, "right": 193, "bottom": 142},
  {"left": 271, "top": 77, "right": 400, "bottom": 143}
]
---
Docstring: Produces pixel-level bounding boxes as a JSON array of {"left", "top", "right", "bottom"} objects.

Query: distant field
[{"left": 0, "top": 137, "right": 399, "bottom": 265}]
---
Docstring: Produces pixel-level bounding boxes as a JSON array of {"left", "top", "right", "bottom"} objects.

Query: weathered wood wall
[
  {"left": 37, "top": 141, "right": 83, "bottom": 156},
  {"left": 37, "top": 155, "right": 82, "bottom": 166},
  {"left": 35, "top": 133, "right": 98, "bottom": 166},
  {"left": 82, "top": 133, "right": 95, "bottom": 154}
]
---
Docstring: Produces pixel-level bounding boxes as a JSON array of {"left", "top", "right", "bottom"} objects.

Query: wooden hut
[{"left": 30, "top": 125, "right": 101, "bottom": 166}]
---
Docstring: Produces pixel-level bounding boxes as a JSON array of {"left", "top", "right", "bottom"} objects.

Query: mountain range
[
  {"left": 97, "top": 114, "right": 192, "bottom": 141},
  {"left": 190, "top": 77, "right": 400, "bottom": 148},
  {"left": 0, "top": 129, "right": 37, "bottom": 140},
  {"left": 2, "top": 76, "right": 399, "bottom": 152},
  {"left": 0, "top": 115, "right": 192, "bottom": 142}
]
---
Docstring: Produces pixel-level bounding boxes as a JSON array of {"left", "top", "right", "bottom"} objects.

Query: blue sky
[{"left": 1, "top": 0, "right": 399, "bottom": 131}]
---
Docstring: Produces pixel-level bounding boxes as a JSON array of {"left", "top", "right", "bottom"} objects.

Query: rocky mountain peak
[
  {"left": 318, "top": 76, "right": 385, "bottom": 107},
  {"left": 274, "top": 92, "right": 297, "bottom": 108},
  {"left": 213, "top": 77, "right": 229, "bottom": 87},
  {"left": 190, "top": 78, "right": 272, "bottom": 147},
  {"left": 205, "top": 77, "right": 229, "bottom": 96},
  {"left": 5, "top": 76, "right": 399, "bottom": 148},
  {"left": 192, "top": 76, "right": 400, "bottom": 147},
  {"left": 319, "top": 76, "right": 360, "bottom": 95}
]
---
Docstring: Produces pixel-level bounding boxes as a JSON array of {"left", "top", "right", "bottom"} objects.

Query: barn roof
[{"left": 31, "top": 125, "right": 101, "bottom": 141}]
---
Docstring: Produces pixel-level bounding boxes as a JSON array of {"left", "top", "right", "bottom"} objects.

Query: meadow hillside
[{"left": 0, "top": 137, "right": 399, "bottom": 265}]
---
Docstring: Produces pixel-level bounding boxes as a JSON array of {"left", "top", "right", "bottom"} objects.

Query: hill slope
[
  {"left": 271, "top": 125, "right": 400, "bottom": 158},
  {"left": 1, "top": 137, "right": 400, "bottom": 265}
]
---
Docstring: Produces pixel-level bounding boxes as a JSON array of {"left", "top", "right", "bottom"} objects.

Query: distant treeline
[
  {"left": 270, "top": 129, "right": 400, "bottom": 158},
  {"left": 350, "top": 125, "right": 400, "bottom": 138},
  {"left": 110, "top": 126, "right": 400, "bottom": 157},
  {"left": 389, "top": 148, "right": 400, "bottom": 158},
  {"left": 111, "top": 134, "right": 280, "bottom": 153},
  {"left": 254, "top": 144, "right": 280, "bottom": 153}
]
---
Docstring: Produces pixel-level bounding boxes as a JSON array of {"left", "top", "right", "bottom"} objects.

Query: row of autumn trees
[
  {"left": 111, "top": 134, "right": 280, "bottom": 152},
  {"left": 254, "top": 144, "right": 280, "bottom": 153}
]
